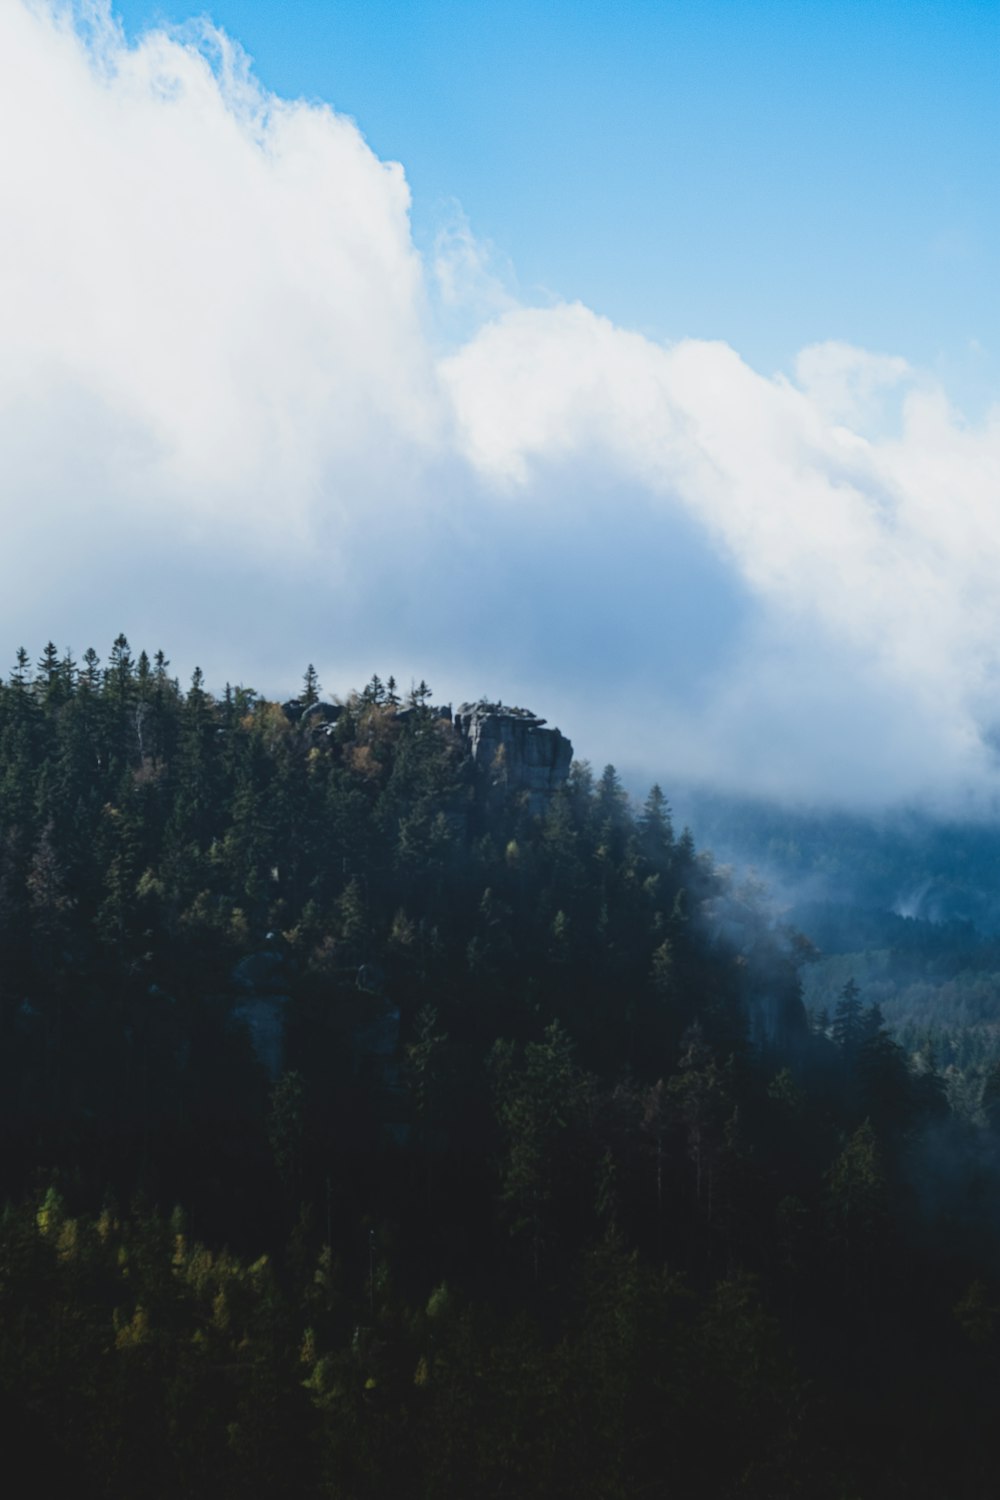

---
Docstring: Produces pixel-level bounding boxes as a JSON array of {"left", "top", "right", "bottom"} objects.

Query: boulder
[
  {"left": 282, "top": 699, "right": 342, "bottom": 726},
  {"left": 301, "top": 702, "right": 342, "bottom": 725}
]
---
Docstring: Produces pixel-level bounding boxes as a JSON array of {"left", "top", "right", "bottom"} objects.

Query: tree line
[{"left": 2, "top": 638, "right": 1000, "bottom": 1497}]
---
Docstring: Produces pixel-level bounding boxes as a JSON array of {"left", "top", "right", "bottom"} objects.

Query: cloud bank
[{"left": 3, "top": 0, "right": 1000, "bottom": 808}]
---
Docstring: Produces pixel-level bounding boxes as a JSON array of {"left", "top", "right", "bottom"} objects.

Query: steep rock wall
[{"left": 454, "top": 702, "right": 572, "bottom": 813}]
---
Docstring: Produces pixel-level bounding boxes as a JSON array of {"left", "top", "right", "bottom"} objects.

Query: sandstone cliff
[{"left": 454, "top": 701, "right": 572, "bottom": 813}]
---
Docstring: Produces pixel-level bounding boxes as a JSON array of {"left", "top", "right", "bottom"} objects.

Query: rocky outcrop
[
  {"left": 279, "top": 689, "right": 571, "bottom": 811},
  {"left": 282, "top": 700, "right": 345, "bottom": 742},
  {"left": 454, "top": 701, "right": 572, "bottom": 813},
  {"left": 393, "top": 703, "right": 452, "bottom": 724}
]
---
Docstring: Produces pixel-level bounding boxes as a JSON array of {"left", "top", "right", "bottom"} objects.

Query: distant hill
[
  {"left": 679, "top": 787, "right": 1000, "bottom": 931},
  {"left": 677, "top": 787, "right": 1000, "bottom": 1095}
]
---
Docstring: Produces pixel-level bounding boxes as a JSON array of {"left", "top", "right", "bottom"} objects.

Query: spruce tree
[{"left": 300, "top": 664, "right": 320, "bottom": 708}]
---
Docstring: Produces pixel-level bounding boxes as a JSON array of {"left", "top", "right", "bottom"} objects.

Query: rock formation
[
  {"left": 282, "top": 691, "right": 572, "bottom": 811},
  {"left": 454, "top": 701, "right": 572, "bottom": 813}
]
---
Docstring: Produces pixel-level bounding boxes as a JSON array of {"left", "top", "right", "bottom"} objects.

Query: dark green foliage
[
  {"left": 300, "top": 663, "right": 321, "bottom": 707},
  {"left": 2, "top": 640, "right": 1000, "bottom": 1495},
  {"left": 831, "top": 976, "right": 864, "bottom": 1056}
]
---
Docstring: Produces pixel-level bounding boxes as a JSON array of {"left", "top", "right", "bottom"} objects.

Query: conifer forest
[{"left": 5, "top": 638, "right": 1000, "bottom": 1498}]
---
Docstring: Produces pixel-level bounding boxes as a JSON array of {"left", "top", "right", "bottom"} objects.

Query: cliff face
[
  {"left": 454, "top": 702, "right": 572, "bottom": 813},
  {"left": 280, "top": 692, "right": 573, "bottom": 812}
]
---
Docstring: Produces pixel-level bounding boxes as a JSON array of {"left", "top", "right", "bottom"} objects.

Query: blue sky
[
  {"left": 112, "top": 0, "right": 1000, "bottom": 408},
  {"left": 3, "top": 1, "right": 1000, "bottom": 807}
]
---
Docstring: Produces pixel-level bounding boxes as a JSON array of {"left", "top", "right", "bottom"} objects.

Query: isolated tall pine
[{"left": 300, "top": 664, "right": 320, "bottom": 708}]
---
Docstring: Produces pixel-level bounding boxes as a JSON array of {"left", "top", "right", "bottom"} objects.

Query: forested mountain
[
  {"left": 678, "top": 789, "right": 1000, "bottom": 1121},
  {"left": 4, "top": 639, "right": 1000, "bottom": 1497},
  {"left": 677, "top": 789, "right": 1000, "bottom": 932}
]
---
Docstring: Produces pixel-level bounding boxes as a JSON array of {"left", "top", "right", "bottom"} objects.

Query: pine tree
[
  {"left": 832, "top": 979, "right": 865, "bottom": 1059},
  {"left": 106, "top": 633, "right": 134, "bottom": 702},
  {"left": 639, "top": 783, "right": 674, "bottom": 866},
  {"left": 34, "top": 642, "right": 62, "bottom": 704},
  {"left": 491, "top": 1020, "right": 590, "bottom": 1283},
  {"left": 300, "top": 664, "right": 320, "bottom": 708},
  {"left": 825, "top": 1119, "right": 887, "bottom": 1304},
  {"left": 10, "top": 647, "right": 29, "bottom": 689},
  {"left": 81, "top": 647, "right": 101, "bottom": 692},
  {"left": 667, "top": 1024, "right": 734, "bottom": 1224},
  {"left": 597, "top": 764, "right": 627, "bottom": 823},
  {"left": 267, "top": 1071, "right": 307, "bottom": 1197}
]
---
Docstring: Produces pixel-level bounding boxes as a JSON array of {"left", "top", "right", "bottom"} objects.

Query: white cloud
[
  {"left": 3, "top": 1, "right": 1000, "bottom": 807},
  {"left": 443, "top": 306, "right": 1000, "bottom": 795},
  {"left": 431, "top": 207, "right": 516, "bottom": 324},
  {"left": 0, "top": 0, "right": 440, "bottom": 555},
  {"left": 793, "top": 340, "right": 911, "bottom": 428}
]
